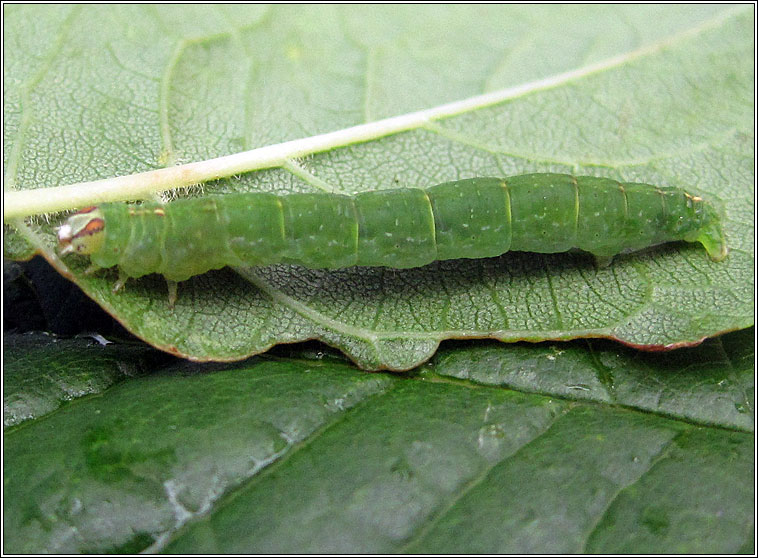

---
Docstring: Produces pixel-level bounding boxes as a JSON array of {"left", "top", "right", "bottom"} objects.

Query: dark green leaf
[{"left": 3, "top": 329, "right": 753, "bottom": 553}]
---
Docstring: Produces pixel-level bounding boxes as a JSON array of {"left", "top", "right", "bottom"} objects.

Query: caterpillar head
[{"left": 57, "top": 206, "right": 106, "bottom": 256}]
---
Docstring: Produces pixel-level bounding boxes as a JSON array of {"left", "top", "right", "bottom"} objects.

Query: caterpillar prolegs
[{"left": 57, "top": 173, "right": 728, "bottom": 305}]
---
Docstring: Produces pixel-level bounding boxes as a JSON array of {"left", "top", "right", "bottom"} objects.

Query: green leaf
[
  {"left": 3, "top": 333, "right": 163, "bottom": 428},
  {"left": 426, "top": 329, "right": 755, "bottom": 431},
  {"left": 3, "top": 5, "right": 753, "bottom": 369},
  {"left": 3, "top": 329, "right": 753, "bottom": 553}
]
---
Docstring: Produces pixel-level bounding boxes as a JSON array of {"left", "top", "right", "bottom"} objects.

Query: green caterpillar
[{"left": 57, "top": 173, "right": 727, "bottom": 304}]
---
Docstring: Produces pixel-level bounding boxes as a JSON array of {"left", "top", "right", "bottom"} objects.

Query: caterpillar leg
[
  {"left": 84, "top": 264, "right": 102, "bottom": 275},
  {"left": 166, "top": 280, "right": 178, "bottom": 309},
  {"left": 593, "top": 254, "right": 615, "bottom": 268},
  {"left": 112, "top": 270, "right": 128, "bottom": 293}
]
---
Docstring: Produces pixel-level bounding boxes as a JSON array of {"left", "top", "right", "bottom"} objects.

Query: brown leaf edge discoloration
[{"left": 20, "top": 239, "right": 748, "bottom": 372}]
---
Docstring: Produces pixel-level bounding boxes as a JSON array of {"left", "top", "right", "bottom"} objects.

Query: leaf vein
[
  {"left": 398, "top": 405, "right": 571, "bottom": 552},
  {"left": 580, "top": 430, "right": 681, "bottom": 552},
  {"left": 4, "top": 5, "right": 81, "bottom": 191},
  {"left": 160, "top": 380, "right": 398, "bottom": 551}
]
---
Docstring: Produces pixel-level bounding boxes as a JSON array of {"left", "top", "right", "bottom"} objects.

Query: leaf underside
[{"left": 3, "top": 5, "right": 754, "bottom": 369}]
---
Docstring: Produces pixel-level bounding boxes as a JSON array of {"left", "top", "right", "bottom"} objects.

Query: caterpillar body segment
[{"left": 56, "top": 173, "right": 728, "bottom": 301}]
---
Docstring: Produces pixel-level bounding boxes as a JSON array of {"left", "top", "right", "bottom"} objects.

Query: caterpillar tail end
[{"left": 697, "top": 224, "right": 729, "bottom": 262}]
